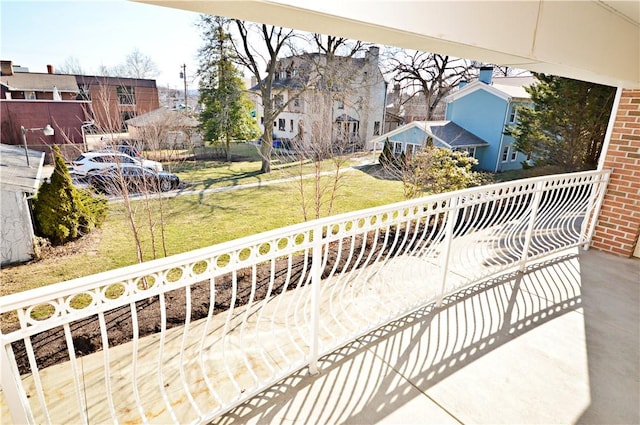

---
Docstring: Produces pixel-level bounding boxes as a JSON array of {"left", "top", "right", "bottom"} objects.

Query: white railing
[{"left": 0, "top": 169, "right": 610, "bottom": 424}]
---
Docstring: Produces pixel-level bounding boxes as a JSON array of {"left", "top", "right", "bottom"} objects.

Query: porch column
[{"left": 591, "top": 89, "right": 640, "bottom": 257}]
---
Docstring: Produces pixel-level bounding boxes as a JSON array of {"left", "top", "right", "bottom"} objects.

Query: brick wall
[{"left": 591, "top": 89, "right": 640, "bottom": 257}]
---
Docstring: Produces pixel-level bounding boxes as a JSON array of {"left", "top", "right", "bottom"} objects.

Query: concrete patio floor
[{"left": 213, "top": 248, "right": 639, "bottom": 425}]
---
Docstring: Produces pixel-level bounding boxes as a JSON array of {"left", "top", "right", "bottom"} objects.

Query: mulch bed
[{"left": 8, "top": 227, "right": 430, "bottom": 375}]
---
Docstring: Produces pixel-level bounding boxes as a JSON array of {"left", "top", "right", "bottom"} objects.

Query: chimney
[
  {"left": 366, "top": 46, "right": 380, "bottom": 63},
  {"left": 1, "top": 60, "right": 13, "bottom": 76},
  {"left": 479, "top": 66, "right": 493, "bottom": 84},
  {"left": 47, "top": 64, "right": 54, "bottom": 74}
]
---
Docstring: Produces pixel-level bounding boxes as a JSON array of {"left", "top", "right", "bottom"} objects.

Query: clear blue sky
[{"left": 1, "top": 0, "right": 203, "bottom": 89}]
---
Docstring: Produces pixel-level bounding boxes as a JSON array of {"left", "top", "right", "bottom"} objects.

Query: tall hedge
[{"left": 33, "top": 146, "right": 107, "bottom": 245}]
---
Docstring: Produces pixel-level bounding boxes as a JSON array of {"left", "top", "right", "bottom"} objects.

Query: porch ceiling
[{"left": 134, "top": 0, "right": 639, "bottom": 88}]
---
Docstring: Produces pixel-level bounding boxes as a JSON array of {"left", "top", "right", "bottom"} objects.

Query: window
[
  {"left": 261, "top": 117, "right": 264, "bottom": 125},
  {"left": 507, "top": 104, "right": 517, "bottom": 123},
  {"left": 290, "top": 120, "right": 294, "bottom": 132},
  {"left": 502, "top": 145, "right": 510, "bottom": 162},
  {"left": 337, "top": 99, "right": 344, "bottom": 109},
  {"left": 456, "top": 147, "right": 476, "bottom": 157},
  {"left": 393, "top": 141, "right": 402, "bottom": 155},
  {"left": 510, "top": 148, "right": 518, "bottom": 161},
  {"left": 117, "top": 86, "right": 135, "bottom": 105},
  {"left": 78, "top": 85, "right": 91, "bottom": 101},
  {"left": 25, "top": 91, "right": 36, "bottom": 100},
  {"left": 373, "top": 121, "right": 380, "bottom": 136},
  {"left": 293, "top": 98, "right": 300, "bottom": 107},
  {"left": 278, "top": 70, "right": 286, "bottom": 79},
  {"left": 273, "top": 94, "right": 284, "bottom": 108},
  {"left": 278, "top": 118, "right": 286, "bottom": 131},
  {"left": 273, "top": 121, "right": 277, "bottom": 128},
  {"left": 405, "top": 144, "right": 415, "bottom": 157}
]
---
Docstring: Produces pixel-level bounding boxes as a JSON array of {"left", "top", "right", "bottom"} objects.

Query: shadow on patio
[{"left": 213, "top": 248, "right": 639, "bottom": 425}]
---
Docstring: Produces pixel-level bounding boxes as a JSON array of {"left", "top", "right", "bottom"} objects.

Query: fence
[{"left": 0, "top": 169, "right": 610, "bottom": 424}]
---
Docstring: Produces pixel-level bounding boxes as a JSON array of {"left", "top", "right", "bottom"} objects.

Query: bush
[
  {"left": 403, "top": 147, "right": 486, "bottom": 198},
  {"left": 379, "top": 138, "right": 395, "bottom": 167},
  {"left": 33, "top": 146, "right": 108, "bottom": 245}
]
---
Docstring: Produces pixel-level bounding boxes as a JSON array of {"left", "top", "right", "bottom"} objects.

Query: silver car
[{"left": 70, "top": 152, "right": 163, "bottom": 177}]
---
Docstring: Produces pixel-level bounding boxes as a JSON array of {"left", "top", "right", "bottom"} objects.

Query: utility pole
[{"left": 180, "top": 64, "right": 188, "bottom": 108}]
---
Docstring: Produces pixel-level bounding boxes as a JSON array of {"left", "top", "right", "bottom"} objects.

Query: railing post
[
  {"left": 308, "top": 225, "right": 324, "bottom": 375},
  {"left": 436, "top": 197, "right": 459, "bottom": 307},
  {"left": 1, "top": 342, "right": 33, "bottom": 424},
  {"left": 580, "top": 170, "right": 610, "bottom": 250},
  {"left": 519, "top": 181, "right": 545, "bottom": 272}
]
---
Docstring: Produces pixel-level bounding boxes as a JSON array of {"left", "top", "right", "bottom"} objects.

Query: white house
[
  {"left": 0, "top": 144, "right": 45, "bottom": 265},
  {"left": 252, "top": 46, "right": 387, "bottom": 151}
]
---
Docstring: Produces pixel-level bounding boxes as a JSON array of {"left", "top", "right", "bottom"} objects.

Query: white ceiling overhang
[{"left": 135, "top": 0, "right": 639, "bottom": 88}]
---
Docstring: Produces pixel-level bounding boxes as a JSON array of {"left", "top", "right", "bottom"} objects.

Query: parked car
[
  {"left": 89, "top": 165, "right": 180, "bottom": 194},
  {"left": 100, "top": 143, "right": 141, "bottom": 158},
  {"left": 70, "top": 152, "right": 163, "bottom": 177}
]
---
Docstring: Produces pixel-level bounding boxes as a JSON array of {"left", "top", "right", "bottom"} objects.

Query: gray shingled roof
[
  {"left": 0, "top": 144, "right": 45, "bottom": 193},
  {"left": 423, "top": 121, "right": 489, "bottom": 148},
  {"left": 0, "top": 73, "right": 79, "bottom": 92}
]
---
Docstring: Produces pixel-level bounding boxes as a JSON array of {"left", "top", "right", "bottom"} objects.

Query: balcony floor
[{"left": 213, "top": 248, "right": 639, "bottom": 425}]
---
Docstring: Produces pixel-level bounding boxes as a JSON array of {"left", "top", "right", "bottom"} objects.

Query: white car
[{"left": 70, "top": 152, "right": 163, "bottom": 177}]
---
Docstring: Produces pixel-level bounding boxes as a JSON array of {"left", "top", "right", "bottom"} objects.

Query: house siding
[
  {"left": 0, "top": 190, "right": 35, "bottom": 265},
  {"left": 386, "top": 127, "right": 429, "bottom": 146},
  {"left": 0, "top": 100, "right": 93, "bottom": 162},
  {"left": 445, "top": 88, "right": 527, "bottom": 172}
]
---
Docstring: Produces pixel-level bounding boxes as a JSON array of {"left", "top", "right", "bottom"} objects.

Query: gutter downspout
[{"left": 494, "top": 98, "right": 512, "bottom": 173}]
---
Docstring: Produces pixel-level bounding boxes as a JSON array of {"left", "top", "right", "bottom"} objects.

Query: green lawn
[
  {"left": 1, "top": 143, "right": 564, "bottom": 296},
  {"left": 0, "top": 158, "right": 404, "bottom": 295}
]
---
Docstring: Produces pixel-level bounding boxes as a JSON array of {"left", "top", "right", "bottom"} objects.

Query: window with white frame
[
  {"left": 510, "top": 147, "right": 518, "bottom": 161},
  {"left": 290, "top": 119, "right": 294, "bottom": 132},
  {"left": 455, "top": 146, "right": 476, "bottom": 157},
  {"left": 507, "top": 104, "right": 517, "bottom": 123},
  {"left": 502, "top": 145, "right": 510, "bottom": 162},
  {"left": 278, "top": 118, "right": 286, "bottom": 131},
  {"left": 405, "top": 144, "right": 414, "bottom": 157},
  {"left": 117, "top": 86, "right": 135, "bottom": 105},
  {"left": 393, "top": 141, "right": 402, "bottom": 155},
  {"left": 373, "top": 121, "right": 380, "bottom": 136}
]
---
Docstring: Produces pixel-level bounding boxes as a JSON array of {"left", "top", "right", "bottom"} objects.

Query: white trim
[
  {"left": 495, "top": 102, "right": 512, "bottom": 172},
  {"left": 445, "top": 80, "right": 512, "bottom": 103},
  {"left": 598, "top": 86, "right": 624, "bottom": 170},
  {"left": 369, "top": 121, "right": 453, "bottom": 150}
]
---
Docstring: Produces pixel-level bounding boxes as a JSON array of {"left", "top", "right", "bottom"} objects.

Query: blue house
[
  {"left": 369, "top": 68, "right": 536, "bottom": 172},
  {"left": 368, "top": 120, "right": 489, "bottom": 159}
]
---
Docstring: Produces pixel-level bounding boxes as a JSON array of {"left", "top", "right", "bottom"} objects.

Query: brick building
[{"left": 0, "top": 60, "right": 159, "bottom": 161}]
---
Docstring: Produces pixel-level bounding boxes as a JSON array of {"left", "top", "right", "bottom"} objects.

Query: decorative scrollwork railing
[{"left": 0, "top": 169, "right": 609, "bottom": 424}]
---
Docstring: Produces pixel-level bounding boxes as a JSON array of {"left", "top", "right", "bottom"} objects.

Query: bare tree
[
  {"left": 122, "top": 48, "right": 160, "bottom": 79},
  {"left": 85, "top": 83, "right": 179, "bottom": 264},
  {"left": 227, "top": 19, "right": 298, "bottom": 173},
  {"left": 57, "top": 56, "right": 85, "bottom": 75},
  {"left": 273, "top": 36, "right": 369, "bottom": 220},
  {"left": 95, "top": 49, "right": 159, "bottom": 79},
  {"left": 387, "top": 50, "right": 474, "bottom": 121}
]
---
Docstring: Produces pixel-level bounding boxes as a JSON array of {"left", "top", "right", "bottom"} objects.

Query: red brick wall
[{"left": 591, "top": 89, "right": 640, "bottom": 256}]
